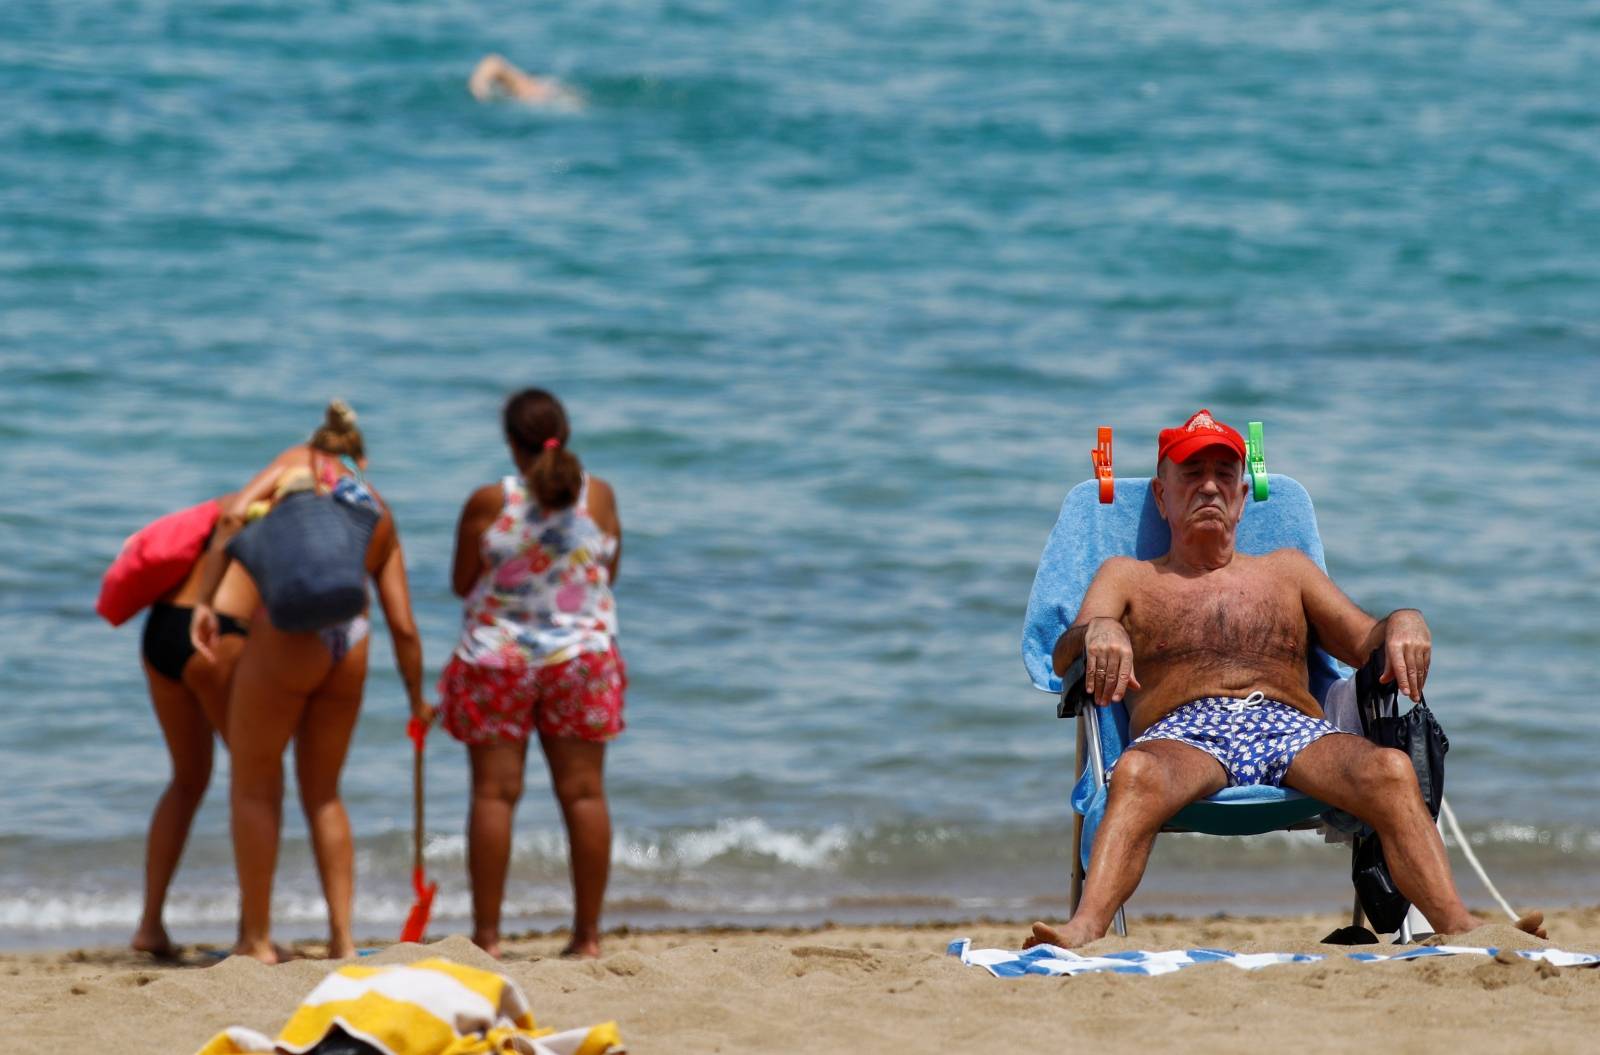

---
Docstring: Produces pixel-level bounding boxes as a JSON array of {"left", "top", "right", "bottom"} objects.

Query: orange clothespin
[{"left": 1092, "top": 427, "right": 1114, "bottom": 504}]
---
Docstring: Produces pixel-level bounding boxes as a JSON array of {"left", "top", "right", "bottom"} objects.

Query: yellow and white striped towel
[{"left": 194, "top": 957, "right": 623, "bottom": 1055}]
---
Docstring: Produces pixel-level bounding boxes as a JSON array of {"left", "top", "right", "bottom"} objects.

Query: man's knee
[
  {"left": 1361, "top": 747, "right": 1417, "bottom": 790},
  {"left": 1352, "top": 747, "right": 1425, "bottom": 822},
  {"left": 1108, "top": 749, "right": 1164, "bottom": 797}
]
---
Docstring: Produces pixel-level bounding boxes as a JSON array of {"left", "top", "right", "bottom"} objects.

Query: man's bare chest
[{"left": 1124, "top": 572, "right": 1308, "bottom": 666}]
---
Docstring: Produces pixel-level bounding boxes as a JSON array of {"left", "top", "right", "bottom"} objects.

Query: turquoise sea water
[{"left": 1, "top": 1, "right": 1596, "bottom": 949}]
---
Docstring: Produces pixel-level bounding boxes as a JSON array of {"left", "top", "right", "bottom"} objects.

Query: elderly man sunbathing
[{"left": 1028, "top": 409, "right": 1544, "bottom": 949}]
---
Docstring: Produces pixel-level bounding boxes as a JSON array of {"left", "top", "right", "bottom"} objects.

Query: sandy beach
[{"left": 4, "top": 907, "right": 1597, "bottom": 1054}]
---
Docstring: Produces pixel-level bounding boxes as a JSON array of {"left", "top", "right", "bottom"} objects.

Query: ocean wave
[
  {"left": 12, "top": 815, "right": 1600, "bottom": 883},
  {"left": 409, "top": 818, "right": 855, "bottom": 874},
  {"left": 1465, "top": 823, "right": 1600, "bottom": 857},
  {"left": 620, "top": 818, "right": 854, "bottom": 871}
]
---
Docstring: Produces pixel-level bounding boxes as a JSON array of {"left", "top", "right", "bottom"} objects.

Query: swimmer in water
[{"left": 469, "top": 53, "right": 581, "bottom": 107}]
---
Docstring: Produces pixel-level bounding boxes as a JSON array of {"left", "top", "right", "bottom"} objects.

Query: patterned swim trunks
[{"left": 1116, "top": 692, "right": 1339, "bottom": 787}]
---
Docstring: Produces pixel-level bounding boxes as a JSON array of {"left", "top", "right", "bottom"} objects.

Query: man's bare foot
[
  {"left": 1430, "top": 910, "right": 1549, "bottom": 945},
  {"left": 560, "top": 939, "right": 601, "bottom": 959},
  {"left": 1024, "top": 919, "right": 1104, "bottom": 950},
  {"left": 1515, "top": 911, "right": 1548, "bottom": 940},
  {"left": 131, "top": 925, "right": 177, "bottom": 960},
  {"left": 327, "top": 939, "right": 358, "bottom": 960}
]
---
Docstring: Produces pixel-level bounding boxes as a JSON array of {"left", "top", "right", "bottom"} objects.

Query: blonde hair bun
[
  {"left": 310, "top": 398, "right": 366, "bottom": 460},
  {"left": 325, "top": 398, "right": 358, "bottom": 434}
]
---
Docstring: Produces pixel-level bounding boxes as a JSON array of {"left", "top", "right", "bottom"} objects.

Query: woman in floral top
[{"left": 439, "top": 388, "right": 624, "bottom": 958}]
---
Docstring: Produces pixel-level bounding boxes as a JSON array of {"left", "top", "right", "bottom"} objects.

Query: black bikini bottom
[{"left": 142, "top": 601, "right": 248, "bottom": 682}]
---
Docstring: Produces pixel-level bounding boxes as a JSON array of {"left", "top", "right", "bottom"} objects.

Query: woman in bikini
[
  {"left": 439, "top": 388, "right": 625, "bottom": 958},
  {"left": 189, "top": 400, "right": 430, "bottom": 963},
  {"left": 131, "top": 514, "right": 257, "bottom": 958}
]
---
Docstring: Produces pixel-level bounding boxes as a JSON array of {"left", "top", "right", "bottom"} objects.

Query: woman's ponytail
[
  {"left": 504, "top": 388, "right": 583, "bottom": 510},
  {"left": 528, "top": 436, "right": 583, "bottom": 511}
]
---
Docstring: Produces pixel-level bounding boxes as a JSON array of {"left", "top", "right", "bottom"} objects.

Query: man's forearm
[
  {"left": 1052, "top": 623, "right": 1090, "bottom": 676},
  {"left": 1356, "top": 615, "right": 1389, "bottom": 662}
]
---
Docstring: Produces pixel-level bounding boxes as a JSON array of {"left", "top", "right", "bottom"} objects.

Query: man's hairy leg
[
  {"left": 1283, "top": 734, "right": 1507, "bottom": 937},
  {"left": 1028, "top": 739, "right": 1226, "bottom": 949}
]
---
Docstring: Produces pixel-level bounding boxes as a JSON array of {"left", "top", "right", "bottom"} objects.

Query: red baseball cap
[{"left": 1157, "top": 409, "right": 1247, "bottom": 467}]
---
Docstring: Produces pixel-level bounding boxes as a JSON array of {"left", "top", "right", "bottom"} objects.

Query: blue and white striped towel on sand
[{"left": 947, "top": 939, "right": 1600, "bottom": 978}]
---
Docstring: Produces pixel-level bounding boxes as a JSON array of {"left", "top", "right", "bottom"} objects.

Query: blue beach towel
[
  {"left": 1021, "top": 474, "right": 1351, "bottom": 865},
  {"left": 947, "top": 939, "right": 1600, "bottom": 978}
]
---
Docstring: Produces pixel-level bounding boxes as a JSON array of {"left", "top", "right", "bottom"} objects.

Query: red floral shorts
[{"left": 438, "top": 645, "right": 627, "bottom": 745}]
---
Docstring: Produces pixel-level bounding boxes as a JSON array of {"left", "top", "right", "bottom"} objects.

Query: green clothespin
[{"left": 1247, "top": 421, "right": 1268, "bottom": 501}]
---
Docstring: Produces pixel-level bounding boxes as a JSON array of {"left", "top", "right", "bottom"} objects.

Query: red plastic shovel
[{"left": 399, "top": 717, "right": 438, "bottom": 944}]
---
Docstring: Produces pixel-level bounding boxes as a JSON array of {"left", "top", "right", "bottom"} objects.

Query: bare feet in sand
[
  {"left": 1030, "top": 911, "right": 1548, "bottom": 952},
  {"left": 1024, "top": 918, "right": 1104, "bottom": 950},
  {"left": 227, "top": 941, "right": 299, "bottom": 965},
  {"left": 561, "top": 938, "right": 601, "bottom": 959},
  {"left": 131, "top": 925, "right": 177, "bottom": 960},
  {"left": 1429, "top": 910, "right": 1548, "bottom": 945}
]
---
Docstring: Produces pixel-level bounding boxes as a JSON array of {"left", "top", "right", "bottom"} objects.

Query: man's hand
[
  {"left": 1084, "top": 616, "right": 1141, "bottom": 706},
  {"left": 1380, "top": 608, "right": 1431, "bottom": 703}
]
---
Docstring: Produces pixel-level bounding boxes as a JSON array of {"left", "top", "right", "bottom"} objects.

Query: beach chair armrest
[{"left": 1056, "top": 656, "right": 1089, "bottom": 718}]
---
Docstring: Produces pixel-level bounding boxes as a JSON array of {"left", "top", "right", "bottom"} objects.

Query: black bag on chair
[
  {"left": 1349, "top": 648, "right": 1450, "bottom": 934},
  {"left": 228, "top": 488, "right": 378, "bottom": 633}
]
